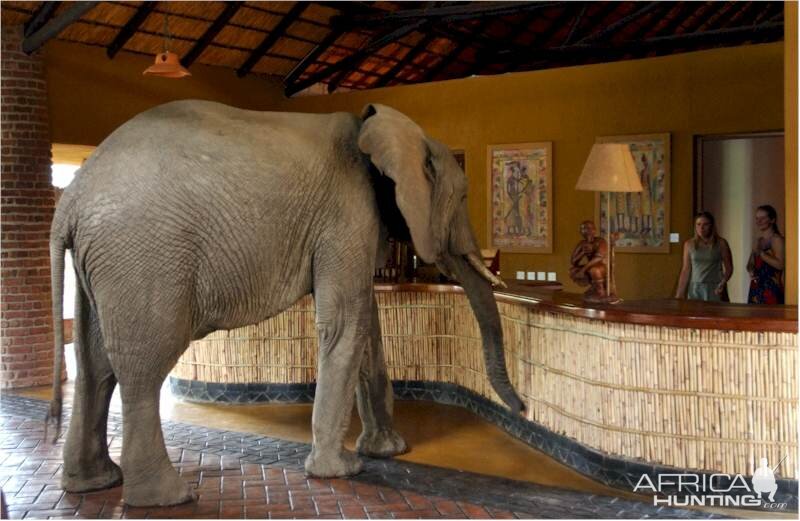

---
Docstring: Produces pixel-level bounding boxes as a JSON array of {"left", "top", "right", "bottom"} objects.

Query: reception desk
[{"left": 170, "top": 282, "right": 798, "bottom": 497}]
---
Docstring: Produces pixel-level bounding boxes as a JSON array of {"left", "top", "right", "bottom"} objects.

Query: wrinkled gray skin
[{"left": 47, "top": 100, "right": 524, "bottom": 507}]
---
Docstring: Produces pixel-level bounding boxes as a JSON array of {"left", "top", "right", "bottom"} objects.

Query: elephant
[{"left": 46, "top": 100, "right": 525, "bottom": 507}]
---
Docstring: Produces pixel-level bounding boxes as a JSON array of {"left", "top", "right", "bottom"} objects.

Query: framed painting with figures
[
  {"left": 596, "top": 133, "right": 670, "bottom": 253},
  {"left": 487, "top": 142, "right": 553, "bottom": 253}
]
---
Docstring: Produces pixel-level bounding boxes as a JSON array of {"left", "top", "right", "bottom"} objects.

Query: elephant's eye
[{"left": 423, "top": 153, "right": 436, "bottom": 182}]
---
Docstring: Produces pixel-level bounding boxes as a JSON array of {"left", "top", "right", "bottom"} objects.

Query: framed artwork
[
  {"left": 487, "top": 142, "right": 553, "bottom": 253},
  {"left": 596, "top": 133, "right": 671, "bottom": 253}
]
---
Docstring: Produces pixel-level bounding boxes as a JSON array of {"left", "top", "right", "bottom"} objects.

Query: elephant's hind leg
[
  {"left": 103, "top": 308, "right": 196, "bottom": 507},
  {"left": 304, "top": 283, "right": 371, "bottom": 478},
  {"left": 61, "top": 288, "right": 123, "bottom": 493},
  {"left": 355, "top": 295, "right": 408, "bottom": 458}
]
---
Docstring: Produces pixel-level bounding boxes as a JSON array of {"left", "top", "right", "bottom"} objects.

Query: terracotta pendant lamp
[{"left": 143, "top": 14, "right": 191, "bottom": 78}]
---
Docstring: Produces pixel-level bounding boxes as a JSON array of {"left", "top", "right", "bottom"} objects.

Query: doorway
[{"left": 695, "top": 132, "right": 784, "bottom": 303}]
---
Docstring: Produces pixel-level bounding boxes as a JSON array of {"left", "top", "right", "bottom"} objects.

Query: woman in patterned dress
[{"left": 747, "top": 205, "right": 785, "bottom": 304}]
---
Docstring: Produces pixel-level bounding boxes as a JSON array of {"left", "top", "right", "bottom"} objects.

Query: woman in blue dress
[{"left": 747, "top": 205, "right": 785, "bottom": 304}]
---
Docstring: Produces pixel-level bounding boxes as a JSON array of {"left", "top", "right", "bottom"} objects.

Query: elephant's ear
[{"left": 358, "top": 104, "right": 437, "bottom": 262}]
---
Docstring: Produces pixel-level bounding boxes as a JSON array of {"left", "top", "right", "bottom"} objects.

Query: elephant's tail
[{"left": 44, "top": 236, "right": 67, "bottom": 444}]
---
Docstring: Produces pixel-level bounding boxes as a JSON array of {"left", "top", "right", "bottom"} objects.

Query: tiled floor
[{"left": 0, "top": 393, "right": 725, "bottom": 520}]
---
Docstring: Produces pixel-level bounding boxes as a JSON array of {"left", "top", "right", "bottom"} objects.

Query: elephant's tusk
[{"left": 465, "top": 252, "right": 507, "bottom": 289}]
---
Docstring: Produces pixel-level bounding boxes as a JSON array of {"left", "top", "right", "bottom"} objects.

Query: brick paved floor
[{"left": 0, "top": 394, "right": 723, "bottom": 519}]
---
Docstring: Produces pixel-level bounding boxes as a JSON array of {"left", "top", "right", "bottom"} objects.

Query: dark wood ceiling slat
[
  {"left": 562, "top": 3, "right": 588, "bottom": 46},
  {"left": 500, "top": 20, "right": 783, "bottom": 66},
  {"left": 22, "top": 1, "right": 98, "bottom": 54},
  {"left": 107, "top": 2, "right": 158, "bottom": 59},
  {"left": 286, "top": 19, "right": 426, "bottom": 97},
  {"left": 284, "top": 28, "right": 347, "bottom": 86},
  {"left": 181, "top": 1, "right": 243, "bottom": 68},
  {"left": 236, "top": 2, "right": 308, "bottom": 77},
  {"left": 375, "top": 31, "right": 437, "bottom": 87},
  {"left": 421, "top": 18, "right": 493, "bottom": 82},
  {"left": 566, "top": 2, "right": 620, "bottom": 46},
  {"left": 334, "top": 1, "right": 561, "bottom": 26},
  {"left": 24, "top": 2, "right": 61, "bottom": 38},
  {"left": 646, "top": 2, "right": 690, "bottom": 39},
  {"left": 496, "top": 5, "right": 575, "bottom": 74},
  {"left": 576, "top": 2, "right": 662, "bottom": 45}
]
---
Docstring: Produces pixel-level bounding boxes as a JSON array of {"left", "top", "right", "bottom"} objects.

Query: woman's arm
[
  {"left": 759, "top": 235, "right": 785, "bottom": 270},
  {"left": 716, "top": 239, "right": 734, "bottom": 295},
  {"left": 675, "top": 241, "right": 692, "bottom": 299},
  {"left": 747, "top": 238, "right": 757, "bottom": 276}
]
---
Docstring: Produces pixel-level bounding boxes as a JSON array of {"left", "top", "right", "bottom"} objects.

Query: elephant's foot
[
  {"left": 304, "top": 448, "right": 363, "bottom": 478},
  {"left": 61, "top": 458, "right": 123, "bottom": 493},
  {"left": 356, "top": 428, "right": 408, "bottom": 458},
  {"left": 122, "top": 463, "right": 196, "bottom": 507}
]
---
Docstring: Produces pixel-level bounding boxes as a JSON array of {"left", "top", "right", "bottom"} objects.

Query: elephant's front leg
[
  {"left": 355, "top": 295, "right": 408, "bottom": 458},
  {"left": 304, "top": 284, "right": 371, "bottom": 478}
]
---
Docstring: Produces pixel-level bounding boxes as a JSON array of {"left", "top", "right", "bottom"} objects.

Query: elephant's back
[{"left": 67, "top": 101, "right": 363, "bottom": 329}]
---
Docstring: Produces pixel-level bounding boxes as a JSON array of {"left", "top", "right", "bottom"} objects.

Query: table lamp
[{"left": 575, "top": 143, "right": 643, "bottom": 303}]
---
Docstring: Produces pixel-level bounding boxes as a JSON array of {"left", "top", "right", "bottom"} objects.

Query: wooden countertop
[{"left": 374, "top": 280, "right": 798, "bottom": 333}]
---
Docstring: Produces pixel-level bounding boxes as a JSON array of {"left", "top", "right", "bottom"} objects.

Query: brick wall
[{"left": 1, "top": 25, "right": 58, "bottom": 389}]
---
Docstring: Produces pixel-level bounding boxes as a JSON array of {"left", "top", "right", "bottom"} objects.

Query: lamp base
[{"left": 583, "top": 292, "right": 622, "bottom": 305}]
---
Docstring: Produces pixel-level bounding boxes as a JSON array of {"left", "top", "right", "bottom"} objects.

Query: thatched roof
[{"left": 1, "top": 1, "right": 785, "bottom": 97}]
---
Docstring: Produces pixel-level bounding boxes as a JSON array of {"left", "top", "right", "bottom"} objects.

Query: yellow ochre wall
[
  {"left": 42, "top": 38, "right": 791, "bottom": 300},
  {"left": 276, "top": 43, "right": 785, "bottom": 300},
  {"left": 43, "top": 40, "right": 285, "bottom": 145}
]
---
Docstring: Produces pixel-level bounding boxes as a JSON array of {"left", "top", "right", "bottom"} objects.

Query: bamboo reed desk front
[{"left": 171, "top": 282, "right": 798, "bottom": 486}]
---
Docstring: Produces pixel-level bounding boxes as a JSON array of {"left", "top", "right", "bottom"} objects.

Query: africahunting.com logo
[{"left": 633, "top": 456, "right": 788, "bottom": 509}]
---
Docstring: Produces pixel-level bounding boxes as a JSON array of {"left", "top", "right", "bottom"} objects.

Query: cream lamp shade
[{"left": 575, "top": 143, "right": 643, "bottom": 193}]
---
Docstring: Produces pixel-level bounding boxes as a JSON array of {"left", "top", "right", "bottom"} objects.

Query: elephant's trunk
[{"left": 440, "top": 254, "right": 525, "bottom": 414}]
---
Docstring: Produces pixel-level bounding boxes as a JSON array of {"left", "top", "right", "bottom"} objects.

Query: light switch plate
[
  {"left": 527, "top": 271, "right": 536, "bottom": 281},
  {"left": 516, "top": 271, "right": 525, "bottom": 280},
  {"left": 547, "top": 272, "right": 557, "bottom": 281},
  {"left": 670, "top": 232, "right": 680, "bottom": 243},
  {"left": 537, "top": 271, "right": 546, "bottom": 281}
]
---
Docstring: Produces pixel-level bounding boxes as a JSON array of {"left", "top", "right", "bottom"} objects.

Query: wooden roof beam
[
  {"left": 237, "top": 2, "right": 307, "bottom": 77},
  {"left": 495, "top": 5, "right": 575, "bottom": 73},
  {"left": 576, "top": 2, "right": 662, "bottom": 45},
  {"left": 181, "top": 1, "right": 243, "bottom": 68},
  {"left": 332, "top": 2, "right": 561, "bottom": 26},
  {"left": 22, "top": 1, "right": 98, "bottom": 54},
  {"left": 420, "top": 18, "right": 493, "bottom": 82},
  {"left": 107, "top": 2, "right": 158, "bottom": 59},
  {"left": 284, "top": 28, "right": 346, "bottom": 86},
  {"left": 24, "top": 2, "right": 61, "bottom": 38},
  {"left": 374, "top": 30, "right": 437, "bottom": 87},
  {"left": 285, "top": 19, "right": 426, "bottom": 97},
  {"left": 501, "top": 21, "right": 783, "bottom": 65}
]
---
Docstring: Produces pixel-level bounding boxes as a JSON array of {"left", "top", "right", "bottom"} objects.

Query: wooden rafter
[
  {"left": 332, "top": 1, "right": 562, "bottom": 26},
  {"left": 567, "top": 2, "right": 620, "bottom": 45},
  {"left": 497, "top": 5, "right": 574, "bottom": 73},
  {"left": 576, "top": 2, "right": 662, "bottom": 45},
  {"left": 646, "top": 2, "right": 691, "bottom": 39},
  {"left": 237, "top": 2, "right": 307, "bottom": 77},
  {"left": 22, "top": 1, "right": 98, "bottom": 54},
  {"left": 284, "top": 28, "right": 347, "bottom": 86},
  {"left": 285, "top": 19, "right": 426, "bottom": 97},
  {"left": 107, "top": 2, "right": 158, "bottom": 59},
  {"left": 495, "top": 21, "right": 784, "bottom": 65},
  {"left": 420, "top": 18, "right": 492, "bottom": 82},
  {"left": 181, "top": 1, "right": 243, "bottom": 68},
  {"left": 374, "top": 31, "right": 437, "bottom": 87},
  {"left": 24, "top": 2, "right": 60, "bottom": 38},
  {"left": 562, "top": 3, "right": 588, "bottom": 46}
]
